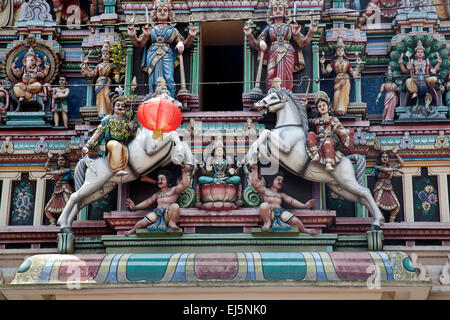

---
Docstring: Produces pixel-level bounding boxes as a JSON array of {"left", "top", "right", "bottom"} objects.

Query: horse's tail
[
  {"left": 347, "top": 154, "right": 366, "bottom": 186},
  {"left": 74, "top": 157, "right": 87, "bottom": 191}
]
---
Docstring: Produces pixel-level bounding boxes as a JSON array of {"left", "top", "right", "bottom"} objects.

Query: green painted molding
[
  {"left": 312, "top": 38, "right": 320, "bottom": 92},
  {"left": 100, "top": 233, "right": 339, "bottom": 253},
  {"left": 124, "top": 40, "right": 134, "bottom": 96},
  {"left": 189, "top": 22, "right": 200, "bottom": 95}
]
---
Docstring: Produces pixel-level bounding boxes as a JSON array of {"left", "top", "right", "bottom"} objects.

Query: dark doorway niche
[{"left": 200, "top": 21, "right": 244, "bottom": 111}]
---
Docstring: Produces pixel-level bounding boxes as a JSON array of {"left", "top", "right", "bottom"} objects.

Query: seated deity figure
[
  {"left": 250, "top": 164, "right": 316, "bottom": 233},
  {"left": 398, "top": 40, "right": 442, "bottom": 102},
  {"left": 82, "top": 94, "right": 135, "bottom": 176},
  {"left": 124, "top": 165, "right": 190, "bottom": 235},
  {"left": 198, "top": 137, "right": 241, "bottom": 186},
  {"left": 12, "top": 47, "right": 50, "bottom": 110},
  {"left": 196, "top": 137, "right": 243, "bottom": 210},
  {"left": 320, "top": 38, "right": 361, "bottom": 115},
  {"left": 243, "top": 0, "right": 317, "bottom": 91},
  {"left": 127, "top": 0, "right": 198, "bottom": 97},
  {"left": 306, "top": 91, "right": 350, "bottom": 173}
]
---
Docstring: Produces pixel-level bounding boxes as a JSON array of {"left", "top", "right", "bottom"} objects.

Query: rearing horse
[
  {"left": 57, "top": 127, "right": 194, "bottom": 232},
  {"left": 246, "top": 87, "right": 385, "bottom": 228}
]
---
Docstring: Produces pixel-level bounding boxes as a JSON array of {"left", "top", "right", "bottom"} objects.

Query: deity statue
[
  {"left": 376, "top": 66, "right": 399, "bottom": 122},
  {"left": 52, "top": 0, "right": 88, "bottom": 25},
  {"left": 127, "top": 0, "right": 198, "bottom": 97},
  {"left": 373, "top": 147, "right": 404, "bottom": 223},
  {"left": 51, "top": 76, "right": 70, "bottom": 127},
  {"left": 81, "top": 40, "right": 117, "bottom": 118},
  {"left": 82, "top": 94, "right": 136, "bottom": 176},
  {"left": 250, "top": 164, "right": 316, "bottom": 233},
  {"left": 198, "top": 137, "right": 241, "bottom": 186},
  {"left": 44, "top": 152, "right": 73, "bottom": 225},
  {"left": 124, "top": 165, "right": 190, "bottom": 235},
  {"left": 196, "top": 137, "right": 243, "bottom": 210},
  {"left": 398, "top": 40, "right": 442, "bottom": 103},
  {"left": 11, "top": 47, "right": 50, "bottom": 111},
  {"left": 319, "top": 38, "right": 361, "bottom": 115},
  {"left": 306, "top": 91, "right": 350, "bottom": 173},
  {"left": 243, "top": 0, "right": 317, "bottom": 91}
]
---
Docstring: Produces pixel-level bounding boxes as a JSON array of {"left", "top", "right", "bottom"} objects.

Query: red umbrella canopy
[{"left": 137, "top": 97, "right": 182, "bottom": 140}]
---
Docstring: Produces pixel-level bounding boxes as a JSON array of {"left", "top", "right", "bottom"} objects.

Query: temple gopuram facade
[{"left": 0, "top": 0, "right": 449, "bottom": 300}]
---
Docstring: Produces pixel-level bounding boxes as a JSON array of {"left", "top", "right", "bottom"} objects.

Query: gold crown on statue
[
  {"left": 101, "top": 39, "right": 110, "bottom": 53},
  {"left": 271, "top": 77, "right": 282, "bottom": 89},
  {"left": 415, "top": 40, "right": 425, "bottom": 52},
  {"left": 154, "top": 0, "right": 173, "bottom": 9},
  {"left": 335, "top": 37, "right": 345, "bottom": 49},
  {"left": 269, "top": 0, "right": 289, "bottom": 8},
  {"left": 24, "top": 47, "right": 38, "bottom": 59},
  {"left": 314, "top": 91, "right": 331, "bottom": 106},
  {"left": 387, "top": 65, "right": 393, "bottom": 76},
  {"left": 213, "top": 137, "right": 224, "bottom": 150}
]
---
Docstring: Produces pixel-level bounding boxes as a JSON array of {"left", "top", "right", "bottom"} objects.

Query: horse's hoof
[
  {"left": 370, "top": 224, "right": 382, "bottom": 231},
  {"left": 59, "top": 227, "right": 73, "bottom": 234}
]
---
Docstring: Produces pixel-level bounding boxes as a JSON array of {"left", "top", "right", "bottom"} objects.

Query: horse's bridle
[{"left": 260, "top": 92, "right": 287, "bottom": 110}]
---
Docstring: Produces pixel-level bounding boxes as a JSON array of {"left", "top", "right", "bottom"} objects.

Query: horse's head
[
  {"left": 170, "top": 140, "right": 195, "bottom": 168},
  {"left": 254, "top": 89, "right": 288, "bottom": 114}
]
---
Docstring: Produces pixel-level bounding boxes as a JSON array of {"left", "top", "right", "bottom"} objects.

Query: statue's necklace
[
  {"left": 214, "top": 158, "right": 225, "bottom": 171},
  {"left": 159, "top": 189, "right": 171, "bottom": 198}
]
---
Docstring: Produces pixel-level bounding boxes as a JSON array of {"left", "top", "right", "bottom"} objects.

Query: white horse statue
[
  {"left": 57, "top": 128, "right": 194, "bottom": 233},
  {"left": 245, "top": 87, "right": 385, "bottom": 229}
]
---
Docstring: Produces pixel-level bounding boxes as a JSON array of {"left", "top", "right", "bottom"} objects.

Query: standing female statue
[
  {"left": 373, "top": 147, "right": 404, "bottom": 223},
  {"left": 320, "top": 38, "right": 361, "bottom": 115},
  {"left": 127, "top": 0, "right": 197, "bottom": 97},
  {"left": 81, "top": 40, "right": 116, "bottom": 118},
  {"left": 376, "top": 66, "right": 398, "bottom": 122},
  {"left": 44, "top": 153, "right": 73, "bottom": 225},
  {"left": 243, "top": 0, "right": 317, "bottom": 91}
]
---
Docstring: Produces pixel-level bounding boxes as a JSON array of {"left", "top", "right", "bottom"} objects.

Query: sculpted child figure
[
  {"left": 51, "top": 76, "right": 70, "bottom": 127},
  {"left": 124, "top": 165, "right": 190, "bottom": 235},
  {"left": 250, "top": 164, "right": 316, "bottom": 234}
]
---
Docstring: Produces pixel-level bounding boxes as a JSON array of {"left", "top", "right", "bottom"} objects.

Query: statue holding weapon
[
  {"left": 127, "top": 0, "right": 198, "bottom": 97},
  {"left": 244, "top": 0, "right": 317, "bottom": 92}
]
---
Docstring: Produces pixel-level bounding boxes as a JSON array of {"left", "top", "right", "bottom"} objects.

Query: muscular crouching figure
[
  {"left": 124, "top": 165, "right": 190, "bottom": 235},
  {"left": 250, "top": 164, "right": 316, "bottom": 234}
]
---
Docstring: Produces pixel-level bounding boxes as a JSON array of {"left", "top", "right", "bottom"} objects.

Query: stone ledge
[
  {"left": 104, "top": 208, "right": 336, "bottom": 235},
  {"left": 0, "top": 221, "right": 112, "bottom": 247}
]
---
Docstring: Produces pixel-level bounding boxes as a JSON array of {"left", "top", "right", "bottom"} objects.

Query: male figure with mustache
[
  {"left": 250, "top": 164, "right": 316, "bottom": 234},
  {"left": 124, "top": 165, "right": 190, "bottom": 235}
]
